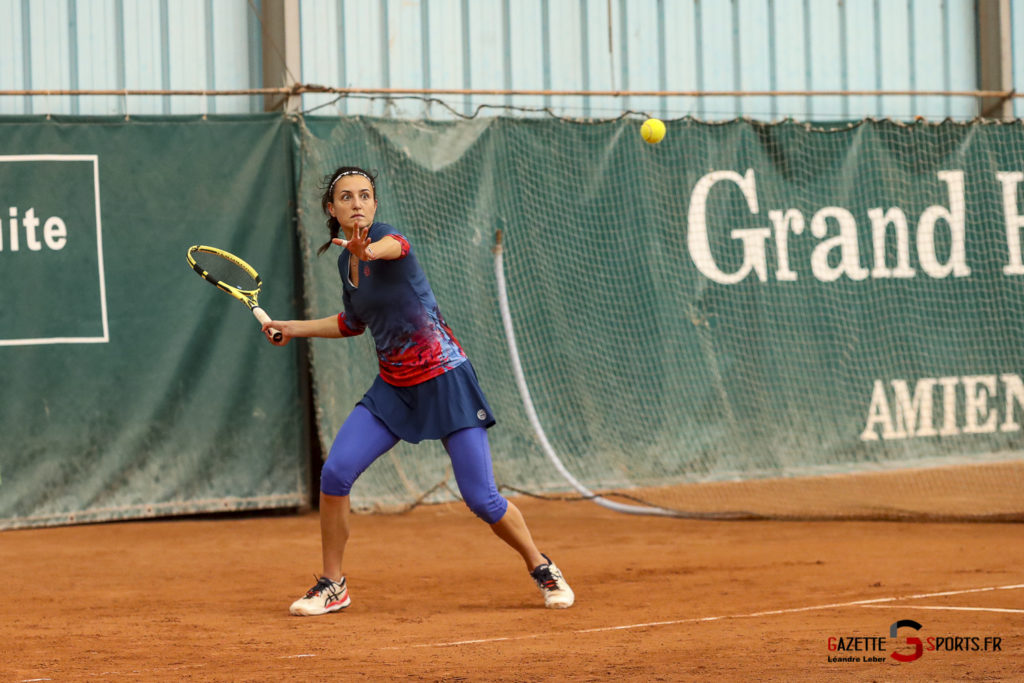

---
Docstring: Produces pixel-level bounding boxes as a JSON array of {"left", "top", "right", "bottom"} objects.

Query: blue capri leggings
[{"left": 320, "top": 404, "right": 509, "bottom": 524}]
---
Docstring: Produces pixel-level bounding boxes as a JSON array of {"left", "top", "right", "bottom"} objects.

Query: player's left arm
[{"left": 366, "top": 234, "right": 409, "bottom": 261}]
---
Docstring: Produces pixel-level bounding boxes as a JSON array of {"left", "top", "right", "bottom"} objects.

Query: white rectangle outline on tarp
[{"left": 0, "top": 154, "right": 109, "bottom": 346}]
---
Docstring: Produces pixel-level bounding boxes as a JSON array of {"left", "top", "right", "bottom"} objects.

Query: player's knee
[
  {"left": 319, "top": 457, "right": 355, "bottom": 497},
  {"left": 464, "top": 491, "right": 508, "bottom": 524}
]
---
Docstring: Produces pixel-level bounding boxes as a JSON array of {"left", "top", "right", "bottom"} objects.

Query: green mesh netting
[{"left": 296, "top": 115, "right": 1024, "bottom": 520}]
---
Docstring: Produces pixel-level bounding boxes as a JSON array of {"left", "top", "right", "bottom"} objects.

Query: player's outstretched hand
[{"left": 333, "top": 225, "right": 373, "bottom": 260}]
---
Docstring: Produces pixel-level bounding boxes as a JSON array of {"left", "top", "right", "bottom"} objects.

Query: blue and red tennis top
[{"left": 336, "top": 222, "right": 467, "bottom": 386}]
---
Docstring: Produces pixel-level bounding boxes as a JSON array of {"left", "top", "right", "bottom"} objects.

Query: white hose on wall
[{"left": 493, "top": 230, "right": 683, "bottom": 517}]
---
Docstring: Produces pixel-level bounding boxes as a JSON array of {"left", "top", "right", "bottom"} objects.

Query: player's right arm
[{"left": 261, "top": 313, "right": 364, "bottom": 346}]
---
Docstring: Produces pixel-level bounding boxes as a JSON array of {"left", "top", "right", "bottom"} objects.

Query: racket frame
[{"left": 186, "top": 245, "right": 283, "bottom": 342}]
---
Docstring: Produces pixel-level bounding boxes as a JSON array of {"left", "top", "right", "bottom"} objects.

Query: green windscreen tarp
[
  {"left": 0, "top": 115, "right": 308, "bottom": 529},
  {"left": 4, "top": 114, "right": 1024, "bottom": 527},
  {"left": 295, "top": 116, "right": 1024, "bottom": 519}
]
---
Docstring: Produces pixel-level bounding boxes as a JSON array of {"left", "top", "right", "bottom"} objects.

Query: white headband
[{"left": 329, "top": 170, "right": 372, "bottom": 197}]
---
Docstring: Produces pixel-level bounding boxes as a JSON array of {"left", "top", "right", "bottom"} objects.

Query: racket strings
[{"left": 193, "top": 251, "right": 259, "bottom": 292}]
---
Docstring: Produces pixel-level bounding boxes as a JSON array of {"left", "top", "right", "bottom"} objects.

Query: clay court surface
[{"left": 2, "top": 497, "right": 1022, "bottom": 681}]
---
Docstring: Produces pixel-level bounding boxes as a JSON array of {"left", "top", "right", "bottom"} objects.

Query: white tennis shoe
[
  {"left": 530, "top": 555, "right": 575, "bottom": 609},
  {"left": 289, "top": 576, "right": 351, "bottom": 616}
]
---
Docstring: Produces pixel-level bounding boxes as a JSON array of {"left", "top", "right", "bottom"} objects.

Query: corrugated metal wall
[
  {"left": 1015, "top": 1, "right": 1024, "bottom": 119},
  {"left": 297, "top": 0, "right": 984, "bottom": 120},
  {"left": 0, "top": 0, "right": 1017, "bottom": 120},
  {"left": 0, "top": 0, "right": 260, "bottom": 116}
]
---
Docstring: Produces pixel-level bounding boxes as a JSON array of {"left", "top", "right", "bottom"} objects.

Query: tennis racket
[{"left": 186, "top": 245, "right": 283, "bottom": 342}]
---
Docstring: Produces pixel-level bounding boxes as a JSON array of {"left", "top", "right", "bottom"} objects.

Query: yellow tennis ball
[{"left": 641, "top": 118, "right": 666, "bottom": 144}]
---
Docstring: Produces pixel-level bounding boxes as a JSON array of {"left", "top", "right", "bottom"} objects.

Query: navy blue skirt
[{"left": 357, "top": 360, "right": 496, "bottom": 444}]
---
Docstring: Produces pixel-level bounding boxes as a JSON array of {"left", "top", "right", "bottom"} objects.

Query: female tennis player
[{"left": 263, "top": 166, "right": 574, "bottom": 615}]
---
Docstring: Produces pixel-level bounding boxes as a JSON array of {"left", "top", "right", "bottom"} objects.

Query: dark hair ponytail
[{"left": 317, "top": 166, "right": 379, "bottom": 255}]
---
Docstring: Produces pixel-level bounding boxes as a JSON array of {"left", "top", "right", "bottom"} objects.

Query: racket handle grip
[{"left": 252, "top": 307, "right": 283, "bottom": 343}]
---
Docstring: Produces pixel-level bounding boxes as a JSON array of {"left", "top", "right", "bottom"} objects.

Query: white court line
[
  {"left": 381, "top": 583, "right": 1024, "bottom": 650},
  {"left": 863, "top": 605, "right": 1024, "bottom": 614}
]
